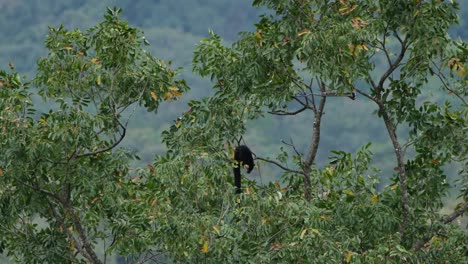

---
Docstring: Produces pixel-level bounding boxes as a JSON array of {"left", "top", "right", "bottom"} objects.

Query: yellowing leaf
[
  {"left": 274, "top": 181, "right": 281, "bottom": 189},
  {"left": 456, "top": 66, "right": 468, "bottom": 78},
  {"left": 180, "top": 173, "right": 187, "bottom": 184},
  {"left": 255, "top": 31, "right": 263, "bottom": 39},
  {"left": 201, "top": 240, "right": 209, "bottom": 253},
  {"left": 359, "top": 44, "right": 369, "bottom": 51},
  {"left": 131, "top": 177, "right": 141, "bottom": 182},
  {"left": 448, "top": 58, "right": 460, "bottom": 69},
  {"left": 91, "top": 58, "right": 100, "bottom": 64},
  {"left": 171, "top": 90, "right": 183, "bottom": 97},
  {"left": 300, "top": 229, "right": 308, "bottom": 239},
  {"left": 70, "top": 240, "right": 75, "bottom": 252},
  {"left": 163, "top": 92, "right": 172, "bottom": 100},
  {"left": 0, "top": 168, "right": 3, "bottom": 176},
  {"left": 151, "top": 199, "right": 157, "bottom": 207},
  {"left": 175, "top": 119, "right": 182, "bottom": 128},
  {"left": 151, "top": 91, "right": 158, "bottom": 101},
  {"left": 352, "top": 17, "right": 362, "bottom": 29},
  {"left": 96, "top": 75, "right": 101, "bottom": 86},
  {"left": 340, "top": 5, "right": 357, "bottom": 15},
  {"left": 371, "top": 194, "right": 379, "bottom": 204},
  {"left": 230, "top": 147, "right": 235, "bottom": 158},
  {"left": 351, "top": 17, "right": 369, "bottom": 29},
  {"left": 310, "top": 228, "right": 321, "bottom": 236},
  {"left": 65, "top": 45, "right": 74, "bottom": 50},
  {"left": 390, "top": 184, "right": 398, "bottom": 190},
  {"left": 297, "top": 29, "right": 311, "bottom": 37},
  {"left": 39, "top": 118, "right": 46, "bottom": 124},
  {"left": 163, "top": 87, "right": 182, "bottom": 101},
  {"left": 213, "top": 225, "right": 220, "bottom": 235},
  {"left": 343, "top": 190, "right": 354, "bottom": 196},
  {"left": 345, "top": 250, "right": 353, "bottom": 263},
  {"left": 147, "top": 164, "right": 155, "bottom": 174},
  {"left": 339, "top": 0, "right": 349, "bottom": 6},
  {"left": 270, "top": 243, "right": 283, "bottom": 251},
  {"left": 339, "top": 7, "right": 349, "bottom": 13},
  {"left": 91, "top": 197, "right": 99, "bottom": 204}
]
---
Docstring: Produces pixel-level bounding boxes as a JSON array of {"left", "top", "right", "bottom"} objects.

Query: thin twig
[{"left": 431, "top": 61, "right": 467, "bottom": 105}]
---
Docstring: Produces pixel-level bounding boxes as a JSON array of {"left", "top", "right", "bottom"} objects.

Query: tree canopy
[{"left": 1, "top": 1, "right": 467, "bottom": 263}]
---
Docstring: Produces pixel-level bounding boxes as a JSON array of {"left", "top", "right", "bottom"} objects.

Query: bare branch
[
  {"left": 74, "top": 122, "right": 126, "bottom": 159},
  {"left": 269, "top": 106, "right": 308, "bottom": 116},
  {"left": 431, "top": 62, "right": 467, "bottom": 105},
  {"left": 255, "top": 157, "right": 303, "bottom": 175},
  {"left": 377, "top": 38, "right": 393, "bottom": 69},
  {"left": 292, "top": 95, "right": 311, "bottom": 108},
  {"left": 377, "top": 33, "right": 409, "bottom": 92},
  {"left": 354, "top": 87, "right": 375, "bottom": 102},
  {"left": 281, "top": 138, "right": 302, "bottom": 159}
]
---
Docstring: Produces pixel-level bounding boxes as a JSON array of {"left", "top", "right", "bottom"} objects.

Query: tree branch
[
  {"left": 255, "top": 157, "right": 303, "bottom": 175},
  {"left": 269, "top": 106, "right": 308, "bottom": 116},
  {"left": 373, "top": 31, "right": 411, "bottom": 242},
  {"left": 47, "top": 200, "right": 86, "bottom": 262},
  {"left": 65, "top": 203, "right": 103, "bottom": 264},
  {"left": 301, "top": 80, "right": 327, "bottom": 201},
  {"left": 431, "top": 61, "right": 467, "bottom": 105},
  {"left": 354, "top": 87, "right": 375, "bottom": 102},
  {"left": 74, "top": 123, "right": 126, "bottom": 159},
  {"left": 376, "top": 98, "right": 410, "bottom": 243},
  {"left": 411, "top": 202, "right": 468, "bottom": 251},
  {"left": 376, "top": 33, "right": 409, "bottom": 93}
]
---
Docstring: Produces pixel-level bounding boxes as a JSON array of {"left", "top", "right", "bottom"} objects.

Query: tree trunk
[
  {"left": 379, "top": 103, "right": 410, "bottom": 243},
  {"left": 303, "top": 93, "right": 326, "bottom": 201}
]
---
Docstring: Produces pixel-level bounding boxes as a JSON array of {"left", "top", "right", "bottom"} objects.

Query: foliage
[
  {"left": 158, "top": 0, "right": 467, "bottom": 262},
  {"left": 1, "top": 1, "right": 467, "bottom": 264},
  {"left": 0, "top": 7, "right": 187, "bottom": 263}
]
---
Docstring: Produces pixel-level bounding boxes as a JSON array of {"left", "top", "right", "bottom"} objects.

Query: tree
[
  {"left": 152, "top": 0, "right": 467, "bottom": 262},
  {"left": 0, "top": 7, "right": 187, "bottom": 263}
]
